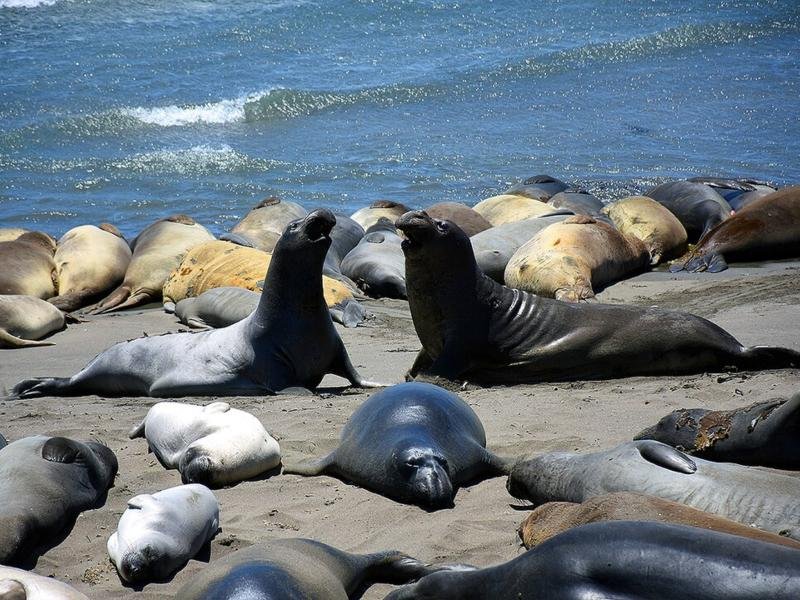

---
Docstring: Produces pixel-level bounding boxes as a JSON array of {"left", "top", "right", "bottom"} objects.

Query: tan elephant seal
[
  {"left": 603, "top": 195, "right": 688, "bottom": 265},
  {"left": 162, "top": 240, "right": 352, "bottom": 308},
  {"left": 349, "top": 200, "right": 411, "bottom": 231},
  {"left": 518, "top": 492, "right": 800, "bottom": 551},
  {"left": 0, "top": 228, "right": 29, "bottom": 243},
  {"left": 49, "top": 224, "right": 132, "bottom": 312},
  {"left": 0, "top": 295, "right": 70, "bottom": 348},
  {"left": 91, "top": 215, "right": 214, "bottom": 313},
  {"left": 472, "top": 194, "right": 557, "bottom": 226},
  {"left": 0, "top": 566, "right": 89, "bottom": 599},
  {"left": 0, "top": 232, "right": 58, "bottom": 299},
  {"left": 504, "top": 215, "right": 650, "bottom": 301},
  {"left": 424, "top": 202, "right": 492, "bottom": 237},
  {"left": 225, "top": 196, "right": 307, "bottom": 251}
]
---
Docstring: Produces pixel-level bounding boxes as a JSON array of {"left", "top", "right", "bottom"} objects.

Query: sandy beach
[{"left": 1, "top": 260, "right": 798, "bottom": 599}]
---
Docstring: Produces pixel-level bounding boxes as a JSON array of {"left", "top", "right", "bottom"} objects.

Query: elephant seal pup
[
  {"left": 645, "top": 180, "right": 732, "bottom": 242},
  {"left": 503, "top": 174, "right": 568, "bottom": 200},
  {"left": 670, "top": 185, "right": 800, "bottom": 272},
  {"left": 518, "top": 492, "right": 800, "bottom": 550},
  {"left": 469, "top": 212, "right": 572, "bottom": 281},
  {"left": 507, "top": 440, "right": 800, "bottom": 538},
  {"left": 285, "top": 382, "right": 508, "bottom": 510},
  {"left": 340, "top": 218, "right": 407, "bottom": 299},
  {"left": 129, "top": 401, "right": 281, "bottom": 486},
  {"left": 175, "top": 537, "right": 454, "bottom": 600},
  {"left": 504, "top": 215, "right": 650, "bottom": 301},
  {"left": 92, "top": 214, "right": 214, "bottom": 313},
  {"left": 395, "top": 210, "right": 800, "bottom": 384},
  {"left": 0, "top": 435, "right": 118, "bottom": 566},
  {"left": 635, "top": 393, "right": 800, "bottom": 469},
  {"left": 0, "top": 295, "right": 69, "bottom": 348},
  {"left": 49, "top": 223, "right": 132, "bottom": 312},
  {"left": 350, "top": 200, "right": 411, "bottom": 231},
  {"left": 424, "top": 202, "right": 492, "bottom": 237},
  {"left": 602, "top": 195, "right": 688, "bottom": 264},
  {"left": 0, "top": 232, "right": 58, "bottom": 299},
  {"left": 0, "top": 567, "right": 89, "bottom": 599},
  {"left": 0, "top": 228, "right": 29, "bottom": 243},
  {"left": 108, "top": 484, "right": 220, "bottom": 585},
  {"left": 385, "top": 521, "right": 800, "bottom": 600},
  {"left": 472, "top": 194, "right": 556, "bottom": 226},
  {"left": 224, "top": 196, "right": 307, "bottom": 252},
  {"left": 547, "top": 189, "right": 610, "bottom": 223},
  {"left": 12, "top": 209, "right": 381, "bottom": 398}
]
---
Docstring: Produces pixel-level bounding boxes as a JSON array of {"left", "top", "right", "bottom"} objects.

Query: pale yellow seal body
[
  {"left": 0, "top": 294, "right": 68, "bottom": 348},
  {"left": 229, "top": 197, "right": 307, "bottom": 252},
  {"left": 0, "top": 232, "right": 58, "bottom": 299},
  {"left": 472, "top": 194, "right": 557, "bottom": 226},
  {"left": 0, "top": 228, "right": 29, "bottom": 243},
  {"left": 349, "top": 200, "right": 411, "bottom": 231}
]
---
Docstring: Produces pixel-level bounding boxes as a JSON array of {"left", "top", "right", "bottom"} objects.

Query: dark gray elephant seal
[
  {"left": 11, "top": 209, "right": 381, "bottom": 398},
  {"left": 0, "top": 433, "right": 6, "bottom": 449},
  {"left": 395, "top": 210, "right": 800, "bottom": 384},
  {"left": 507, "top": 440, "right": 800, "bottom": 538},
  {"left": 547, "top": 189, "right": 611, "bottom": 223},
  {"left": 385, "top": 521, "right": 800, "bottom": 600},
  {"left": 0, "top": 435, "right": 117, "bottom": 566},
  {"left": 635, "top": 393, "right": 800, "bottom": 470},
  {"left": 323, "top": 214, "right": 365, "bottom": 289},
  {"left": 284, "top": 382, "right": 508, "bottom": 510},
  {"left": 175, "top": 538, "right": 453, "bottom": 600},
  {"left": 645, "top": 180, "right": 732, "bottom": 242},
  {"left": 223, "top": 196, "right": 307, "bottom": 252},
  {"left": 503, "top": 174, "right": 568, "bottom": 200},
  {"left": 340, "top": 218, "right": 406, "bottom": 299},
  {"left": 688, "top": 176, "right": 777, "bottom": 211}
]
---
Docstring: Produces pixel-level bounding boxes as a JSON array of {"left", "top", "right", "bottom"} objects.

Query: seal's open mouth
[
  {"left": 395, "top": 210, "right": 437, "bottom": 250},
  {"left": 303, "top": 208, "right": 336, "bottom": 242}
]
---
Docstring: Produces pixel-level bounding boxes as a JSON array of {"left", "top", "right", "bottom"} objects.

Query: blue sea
[{"left": 1, "top": 0, "right": 798, "bottom": 239}]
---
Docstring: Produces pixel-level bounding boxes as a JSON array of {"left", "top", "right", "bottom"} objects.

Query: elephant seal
[
  {"left": 424, "top": 202, "right": 492, "bottom": 237},
  {"left": 602, "top": 195, "right": 688, "bottom": 264},
  {"left": 518, "top": 492, "right": 800, "bottom": 550},
  {"left": 469, "top": 212, "right": 572, "bottom": 281},
  {"left": 92, "top": 214, "right": 214, "bottom": 313},
  {"left": 108, "top": 484, "right": 220, "bottom": 585},
  {"left": 0, "top": 566, "right": 89, "bottom": 599},
  {"left": 224, "top": 196, "right": 307, "bottom": 251},
  {"left": 503, "top": 174, "right": 569, "bottom": 200},
  {"left": 395, "top": 210, "right": 800, "bottom": 384},
  {"left": 0, "top": 228, "right": 29, "bottom": 243},
  {"left": 0, "top": 434, "right": 6, "bottom": 449},
  {"left": 688, "top": 176, "right": 777, "bottom": 211},
  {"left": 507, "top": 439, "right": 800, "bottom": 538},
  {"left": 504, "top": 215, "right": 650, "bottom": 301},
  {"left": 340, "top": 218, "right": 406, "bottom": 299},
  {"left": 12, "top": 209, "right": 381, "bottom": 399},
  {"left": 472, "top": 194, "right": 556, "bottom": 226},
  {"left": 0, "top": 435, "right": 117, "bottom": 566},
  {"left": 645, "top": 180, "right": 732, "bottom": 242},
  {"left": 285, "top": 382, "right": 508, "bottom": 510},
  {"left": 548, "top": 189, "right": 610, "bottom": 223},
  {"left": 350, "top": 200, "right": 411, "bottom": 231},
  {"left": 635, "top": 393, "right": 800, "bottom": 469},
  {"left": 0, "top": 295, "right": 70, "bottom": 348},
  {"left": 129, "top": 401, "right": 281, "bottom": 487},
  {"left": 48, "top": 223, "right": 132, "bottom": 312},
  {"left": 175, "top": 537, "right": 455, "bottom": 600},
  {"left": 0, "top": 232, "right": 57, "bottom": 299},
  {"left": 323, "top": 214, "right": 365, "bottom": 287},
  {"left": 385, "top": 521, "right": 800, "bottom": 600},
  {"left": 670, "top": 185, "right": 800, "bottom": 272}
]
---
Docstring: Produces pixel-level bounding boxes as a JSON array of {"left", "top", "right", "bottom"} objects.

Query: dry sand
[{"left": 0, "top": 260, "right": 798, "bottom": 598}]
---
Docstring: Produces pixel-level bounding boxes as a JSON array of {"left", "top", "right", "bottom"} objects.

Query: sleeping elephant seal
[
  {"left": 395, "top": 210, "right": 800, "bottom": 384},
  {"left": 385, "top": 521, "right": 800, "bottom": 600},
  {"left": 506, "top": 440, "right": 800, "bottom": 538},
  {"left": 688, "top": 176, "right": 777, "bottom": 211},
  {"left": 0, "top": 435, "right": 117, "bottom": 566},
  {"left": 350, "top": 200, "right": 411, "bottom": 231},
  {"left": 472, "top": 194, "right": 556, "bottom": 226},
  {"left": 518, "top": 492, "right": 800, "bottom": 550},
  {"left": 503, "top": 174, "right": 568, "bottom": 200},
  {"left": 0, "top": 295, "right": 69, "bottom": 348},
  {"left": 0, "top": 232, "right": 57, "bottom": 299},
  {"left": 547, "top": 189, "right": 610, "bottom": 223},
  {"left": 0, "top": 228, "right": 29, "bottom": 243},
  {"left": 176, "top": 538, "right": 456, "bottom": 600},
  {"left": 602, "top": 195, "right": 688, "bottom": 264},
  {"left": 670, "top": 185, "right": 800, "bottom": 273},
  {"left": 323, "top": 214, "right": 365, "bottom": 288},
  {"left": 12, "top": 209, "right": 382, "bottom": 399},
  {"left": 129, "top": 401, "right": 281, "bottom": 487},
  {"left": 284, "top": 382, "right": 508, "bottom": 510},
  {"left": 0, "top": 567, "right": 89, "bottom": 599},
  {"left": 49, "top": 223, "right": 132, "bottom": 312},
  {"left": 108, "top": 484, "right": 219, "bottom": 585},
  {"left": 340, "top": 218, "right": 406, "bottom": 299},
  {"left": 645, "top": 180, "right": 732, "bottom": 242},
  {"left": 635, "top": 393, "right": 800, "bottom": 469},
  {"left": 424, "top": 202, "right": 492, "bottom": 237},
  {"left": 225, "top": 196, "right": 307, "bottom": 251},
  {"left": 92, "top": 215, "right": 214, "bottom": 313},
  {"left": 504, "top": 215, "right": 650, "bottom": 301}
]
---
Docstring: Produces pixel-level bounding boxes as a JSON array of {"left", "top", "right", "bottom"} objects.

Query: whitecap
[
  {"left": 0, "top": 0, "right": 60, "bottom": 7},
  {"left": 122, "top": 93, "right": 265, "bottom": 127}
]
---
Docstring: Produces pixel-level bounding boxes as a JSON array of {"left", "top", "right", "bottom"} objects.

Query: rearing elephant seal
[
  {"left": 49, "top": 223, "right": 132, "bottom": 312},
  {"left": 224, "top": 196, "right": 307, "bottom": 252},
  {"left": 0, "top": 295, "right": 70, "bottom": 348},
  {"left": 12, "top": 209, "right": 381, "bottom": 398},
  {"left": 0, "top": 232, "right": 58, "bottom": 299},
  {"left": 395, "top": 211, "right": 800, "bottom": 384},
  {"left": 284, "top": 382, "right": 508, "bottom": 510},
  {"left": 645, "top": 180, "right": 732, "bottom": 242}
]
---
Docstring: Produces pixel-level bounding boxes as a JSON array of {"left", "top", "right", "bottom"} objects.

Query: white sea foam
[
  {"left": 122, "top": 93, "right": 264, "bottom": 127},
  {"left": 0, "top": 0, "right": 60, "bottom": 7},
  {"left": 112, "top": 144, "right": 271, "bottom": 175}
]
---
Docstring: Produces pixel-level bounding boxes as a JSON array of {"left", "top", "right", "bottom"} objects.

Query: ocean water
[{"left": 1, "top": 0, "right": 798, "bottom": 239}]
